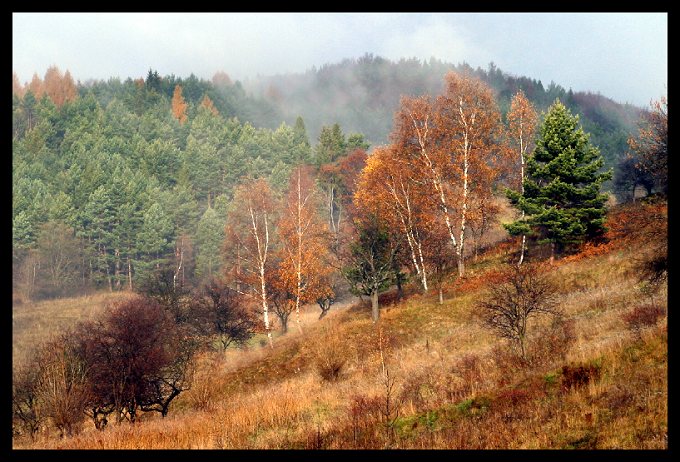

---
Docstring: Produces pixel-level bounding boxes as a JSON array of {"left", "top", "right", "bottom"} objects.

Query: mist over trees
[
  {"left": 246, "top": 54, "right": 641, "bottom": 174},
  {"left": 12, "top": 57, "right": 649, "bottom": 310}
]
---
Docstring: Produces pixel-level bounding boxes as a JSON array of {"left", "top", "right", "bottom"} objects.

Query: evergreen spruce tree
[{"left": 505, "top": 100, "right": 612, "bottom": 261}]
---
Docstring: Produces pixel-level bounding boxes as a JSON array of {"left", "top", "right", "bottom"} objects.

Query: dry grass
[
  {"left": 14, "top": 201, "right": 667, "bottom": 449},
  {"left": 12, "top": 291, "right": 133, "bottom": 365}
]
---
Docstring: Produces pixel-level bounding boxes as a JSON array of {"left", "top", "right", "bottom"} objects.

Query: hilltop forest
[{"left": 12, "top": 56, "right": 651, "bottom": 301}]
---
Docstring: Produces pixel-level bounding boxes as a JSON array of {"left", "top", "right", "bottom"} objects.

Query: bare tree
[
  {"left": 76, "top": 297, "right": 197, "bottom": 423},
  {"left": 478, "top": 264, "right": 560, "bottom": 360},
  {"left": 12, "top": 362, "right": 45, "bottom": 440},
  {"left": 197, "top": 280, "right": 256, "bottom": 350},
  {"left": 225, "top": 178, "right": 277, "bottom": 348},
  {"left": 36, "top": 331, "right": 90, "bottom": 438}
]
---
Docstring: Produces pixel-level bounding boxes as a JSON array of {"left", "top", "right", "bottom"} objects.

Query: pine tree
[
  {"left": 315, "top": 123, "right": 346, "bottom": 166},
  {"left": 195, "top": 206, "right": 224, "bottom": 281},
  {"left": 343, "top": 214, "right": 397, "bottom": 322},
  {"left": 505, "top": 100, "right": 612, "bottom": 262}
]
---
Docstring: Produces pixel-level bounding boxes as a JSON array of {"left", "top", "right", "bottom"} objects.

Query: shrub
[
  {"left": 12, "top": 362, "right": 45, "bottom": 439},
  {"left": 453, "top": 353, "right": 483, "bottom": 395},
  {"left": 478, "top": 264, "right": 560, "bottom": 359},
  {"left": 76, "top": 296, "right": 198, "bottom": 424},
  {"left": 561, "top": 362, "right": 601, "bottom": 392},
  {"left": 311, "top": 323, "right": 348, "bottom": 382},
  {"left": 527, "top": 318, "right": 576, "bottom": 369},
  {"left": 36, "top": 332, "right": 90, "bottom": 438},
  {"left": 622, "top": 304, "right": 666, "bottom": 338}
]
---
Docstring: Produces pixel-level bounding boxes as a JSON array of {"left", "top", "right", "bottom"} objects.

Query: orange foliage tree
[
  {"left": 276, "top": 166, "right": 332, "bottom": 333},
  {"left": 392, "top": 94, "right": 458, "bottom": 269},
  {"left": 171, "top": 85, "right": 188, "bottom": 125},
  {"left": 13, "top": 72, "right": 25, "bottom": 97},
  {"left": 506, "top": 90, "right": 538, "bottom": 265},
  {"left": 212, "top": 71, "right": 232, "bottom": 87},
  {"left": 435, "top": 71, "right": 506, "bottom": 276},
  {"left": 43, "top": 66, "right": 78, "bottom": 107},
  {"left": 28, "top": 73, "right": 44, "bottom": 99},
  {"left": 200, "top": 95, "right": 219, "bottom": 116},
  {"left": 355, "top": 145, "right": 438, "bottom": 293}
]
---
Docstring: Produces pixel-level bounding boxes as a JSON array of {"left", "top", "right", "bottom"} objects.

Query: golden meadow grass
[{"left": 13, "top": 202, "right": 667, "bottom": 449}]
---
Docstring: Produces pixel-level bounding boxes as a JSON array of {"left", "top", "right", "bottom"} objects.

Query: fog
[{"left": 13, "top": 12, "right": 667, "bottom": 107}]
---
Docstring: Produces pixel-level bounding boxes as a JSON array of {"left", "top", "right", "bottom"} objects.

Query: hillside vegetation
[
  {"left": 13, "top": 199, "right": 667, "bottom": 449},
  {"left": 12, "top": 57, "right": 666, "bottom": 450},
  {"left": 248, "top": 54, "right": 641, "bottom": 171}
]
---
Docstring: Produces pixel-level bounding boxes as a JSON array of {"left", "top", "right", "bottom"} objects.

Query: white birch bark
[{"left": 249, "top": 201, "right": 273, "bottom": 349}]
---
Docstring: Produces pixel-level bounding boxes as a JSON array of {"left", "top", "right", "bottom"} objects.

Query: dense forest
[
  {"left": 247, "top": 54, "right": 642, "bottom": 172},
  {"left": 11, "top": 56, "right": 657, "bottom": 303}
]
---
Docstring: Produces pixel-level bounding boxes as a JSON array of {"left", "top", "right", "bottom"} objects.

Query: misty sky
[{"left": 13, "top": 13, "right": 667, "bottom": 107}]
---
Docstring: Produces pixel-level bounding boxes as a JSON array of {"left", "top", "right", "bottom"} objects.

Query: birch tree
[
  {"left": 355, "top": 145, "right": 434, "bottom": 293},
  {"left": 507, "top": 90, "right": 538, "bottom": 265},
  {"left": 225, "top": 178, "right": 277, "bottom": 348},
  {"left": 436, "top": 71, "right": 504, "bottom": 276},
  {"left": 392, "top": 96, "right": 459, "bottom": 266},
  {"left": 277, "top": 166, "right": 331, "bottom": 334}
]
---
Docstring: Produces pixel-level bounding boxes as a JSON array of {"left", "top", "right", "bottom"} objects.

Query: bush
[
  {"left": 12, "top": 362, "right": 45, "bottom": 439},
  {"left": 561, "top": 362, "right": 601, "bottom": 392},
  {"left": 478, "top": 264, "right": 560, "bottom": 360},
  {"left": 36, "top": 332, "right": 90, "bottom": 438},
  {"left": 622, "top": 304, "right": 666, "bottom": 337},
  {"left": 527, "top": 318, "right": 576, "bottom": 369},
  {"left": 76, "top": 296, "right": 198, "bottom": 424},
  {"left": 311, "top": 323, "right": 349, "bottom": 382}
]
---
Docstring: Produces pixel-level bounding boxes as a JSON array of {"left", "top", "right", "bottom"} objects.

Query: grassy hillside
[
  {"left": 13, "top": 200, "right": 667, "bottom": 449},
  {"left": 12, "top": 291, "right": 134, "bottom": 365}
]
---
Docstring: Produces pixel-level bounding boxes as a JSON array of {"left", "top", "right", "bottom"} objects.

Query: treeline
[
  {"left": 248, "top": 54, "right": 642, "bottom": 173},
  {"left": 12, "top": 65, "right": 367, "bottom": 301},
  {"left": 12, "top": 62, "right": 664, "bottom": 310}
]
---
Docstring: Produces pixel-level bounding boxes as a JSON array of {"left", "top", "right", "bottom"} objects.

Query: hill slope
[{"left": 14, "top": 199, "right": 667, "bottom": 449}]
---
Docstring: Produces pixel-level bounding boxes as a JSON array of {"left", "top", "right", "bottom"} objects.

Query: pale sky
[{"left": 12, "top": 13, "right": 667, "bottom": 107}]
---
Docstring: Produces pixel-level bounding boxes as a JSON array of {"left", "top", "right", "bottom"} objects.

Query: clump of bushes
[
  {"left": 311, "top": 323, "right": 349, "bottom": 382},
  {"left": 622, "top": 304, "right": 666, "bottom": 338},
  {"left": 561, "top": 362, "right": 601, "bottom": 391}
]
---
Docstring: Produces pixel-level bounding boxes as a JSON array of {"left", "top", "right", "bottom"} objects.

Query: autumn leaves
[
  {"left": 355, "top": 72, "right": 532, "bottom": 297},
  {"left": 224, "top": 168, "right": 334, "bottom": 346}
]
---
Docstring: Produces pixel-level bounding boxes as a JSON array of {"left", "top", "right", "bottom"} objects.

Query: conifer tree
[{"left": 505, "top": 100, "right": 611, "bottom": 262}]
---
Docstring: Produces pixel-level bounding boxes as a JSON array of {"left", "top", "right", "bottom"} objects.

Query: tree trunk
[
  {"left": 127, "top": 256, "right": 133, "bottom": 290},
  {"left": 519, "top": 234, "right": 526, "bottom": 266},
  {"left": 318, "top": 300, "right": 331, "bottom": 320},
  {"left": 104, "top": 246, "right": 112, "bottom": 292},
  {"left": 114, "top": 248, "right": 121, "bottom": 290},
  {"left": 371, "top": 290, "right": 379, "bottom": 323},
  {"left": 438, "top": 287, "right": 443, "bottom": 305},
  {"left": 396, "top": 275, "right": 403, "bottom": 301},
  {"left": 261, "top": 270, "right": 273, "bottom": 348},
  {"left": 549, "top": 241, "right": 555, "bottom": 265}
]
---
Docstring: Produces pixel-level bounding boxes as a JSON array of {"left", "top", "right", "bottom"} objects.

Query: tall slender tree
[
  {"left": 224, "top": 178, "right": 277, "bottom": 348},
  {"left": 507, "top": 90, "right": 538, "bottom": 265},
  {"left": 277, "top": 166, "right": 330, "bottom": 333}
]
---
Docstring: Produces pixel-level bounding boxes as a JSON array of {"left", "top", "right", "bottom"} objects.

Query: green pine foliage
[
  {"left": 11, "top": 70, "right": 325, "bottom": 298},
  {"left": 505, "top": 100, "right": 612, "bottom": 254}
]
